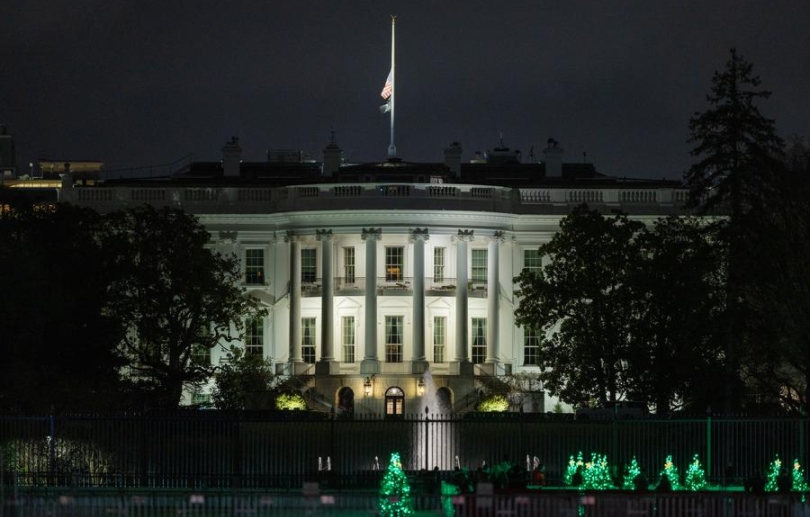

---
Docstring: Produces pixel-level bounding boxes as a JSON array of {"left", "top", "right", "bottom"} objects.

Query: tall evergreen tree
[{"left": 687, "top": 48, "right": 784, "bottom": 410}]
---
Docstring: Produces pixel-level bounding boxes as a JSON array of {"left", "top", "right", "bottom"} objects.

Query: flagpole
[{"left": 388, "top": 15, "right": 397, "bottom": 159}]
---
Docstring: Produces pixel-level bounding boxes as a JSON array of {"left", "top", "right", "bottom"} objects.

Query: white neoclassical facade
[{"left": 57, "top": 137, "right": 689, "bottom": 416}]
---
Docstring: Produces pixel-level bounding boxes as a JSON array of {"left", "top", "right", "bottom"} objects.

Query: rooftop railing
[{"left": 64, "top": 182, "right": 692, "bottom": 215}]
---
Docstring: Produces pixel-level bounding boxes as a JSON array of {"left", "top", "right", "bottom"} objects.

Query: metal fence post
[
  {"left": 706, "top": 410, "right": 712, "bottom": 481},
  {"left": 48, "top": 412, "right": 56, "bottom": 486}
]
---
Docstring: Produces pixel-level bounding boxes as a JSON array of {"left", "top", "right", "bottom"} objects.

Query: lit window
[
  {"left": 302, "top": 317, "right": 316, "bottom": 363},
  {"left": 245, "top": 249, "right": 265, "bottom": 284},
  {"left": 344, "top": 247, "right": 355, "bottom": 283},
  {"left": 386, "top": 246, "right": 403, "bottom": 282},
  {"left": 524, "top": 327, "right": 541, "bottom": 366},
  {"left": 471, "top": 318, "right": 487, "bottom": 364},
  {"left": 471, "top": 249, "right": 487, "bottom": 284},
  {"left": 245, "top": 317, "right": 264, "bottom": 356},
  {"left": 385, "top": 316, "right": 403, "bottom": 363},
  {"left": 342, "top": 316, "right": 355, "bottom": 363},
  {"left": 302, "top": 249, "right": 317, "bottom": 283},
  {"left": 433, "top": 316, "right": 446, "bottom": 363},
  {"left": 433, "top": 247, "right": 446, "bottom": 282}
]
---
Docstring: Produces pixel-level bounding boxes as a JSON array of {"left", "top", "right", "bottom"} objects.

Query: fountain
[{"left": 411, "top": 370, "right": 455, "bottom": 470}]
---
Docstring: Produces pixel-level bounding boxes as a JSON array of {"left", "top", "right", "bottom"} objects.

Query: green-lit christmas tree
[
  {"left": 793, "top": 460, "right": 809, "bottom": 492},
  {"left": 765, "top": 455, "right": 782, "bottom": 492},
  {"left": 564, "top": 452, "right": 584, "bottom": 486},
  {"left": 623, "top": 457, "right": 642, "bottom": 490},
  {"left": 582, "top": 453, "right": 614, "bottom": 490},
  {"left": 684, "top": 454, "right": 707, "bottom": 491},
  {"left": 378, "top": 452, "right": 414, "bottom": 517},
  {"left": 660, "top": 455, "right": 681, "bottom": 490}
]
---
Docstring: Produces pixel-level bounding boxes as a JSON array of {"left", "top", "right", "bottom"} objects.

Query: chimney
[
  {"left": 322, "top": 130, "right": 343, "bottom": 178},
  {"left": 60, "top": 162, "right": 73, "bottom": 189},
  {"left": 222, "top": 136, "right": 242, "bottom": 177},
  {"left": 443, "top": 141, "right": 463, "bottom": 178},
  {"left": 543, "top": 138, "right": 564, "bottom": 177}
]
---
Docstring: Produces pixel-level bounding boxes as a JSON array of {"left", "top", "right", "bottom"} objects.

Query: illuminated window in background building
[
  {"left": 524, "top": 249, "right": 542, "bottom": 274},
  {"left": 386, "top": 246, "right": 403, "bottom": 282},
  {"left": 245, "top": 317, "right": 264, "bottom": 357},
  {"left": 524, "top": 327, "right": 541, "bottom": 366},
  {"left": 471, "top": 318, "right": 487, "bottom": 364},
  {"left": 191, "top": 327, "right": 211, "bottom": 366},
  {"left": 385, "top": 316, "right": 403, "bottom": 363},
  {"left": 342, "top": 316, "right": 355, "bottom": 363},
  {"left": 301, "top": 248, "right": 317, "bottom": 283},
  {"left": 245, "top": 249, "right": 264, "bottom": 284},
  {"left": 302, "top": 317, "right": 316, "bottom": 363},
  {"left": 433, "top": 316, "right": 446, "bottom": 363},
  {"left": 385, "top": 386, "right": 404, "bottom": 417},
  {"left": 344, "top": 247, "right": 355, "bottom": 283},
  {"left": 433, "top": 247, "right": 446, "bottom": 282},
  {"left": 471, "top": 249, "right": 488, "bottom": 284}
]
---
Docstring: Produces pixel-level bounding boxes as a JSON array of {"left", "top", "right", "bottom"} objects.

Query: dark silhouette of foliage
[
  {"left": 102, "top": 205, "right": 264, "bottom": 409},
  {"left": 212, "top": 346, "right": 276, "bottom": 410},
  {"left": 513, "top": 205, "right": 643, "bottom": 406},
  {"left": 0, "top": 204, "right": 126, "bottom": 412}
]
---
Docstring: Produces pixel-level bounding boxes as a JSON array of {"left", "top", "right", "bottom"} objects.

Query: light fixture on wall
[
  {"left": 417, "top": 376, "right": 425, "bottom": 396},
  {"left": 364, "top": 377, "right": 372, "bottom": 397}
]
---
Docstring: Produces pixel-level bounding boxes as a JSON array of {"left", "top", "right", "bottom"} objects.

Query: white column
[
  {"left": 410, "top": 228, "right": 429, "bottom": 372},
  {"left": 285, "top": 231, "right": 302, "bottom": 366},
  {"left": 455, "top": 230, "right": 474, "bottom": 371},
  {"left": 361, "top": 228, "right": 381, "bottom": 374},
  {"left": 487, "top": 231, "right": 505, "bottom": 365},
  {"left": 317, "top": 230, "right": 335, "bottom": 371}
]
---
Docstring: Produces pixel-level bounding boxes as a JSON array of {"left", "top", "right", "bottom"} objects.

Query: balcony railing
[
  {"left": 65, "top": 182, "right": 694, "bottom": 216},
  {"left": 296, "top": 277, "right": 490, "bottom": 297}
]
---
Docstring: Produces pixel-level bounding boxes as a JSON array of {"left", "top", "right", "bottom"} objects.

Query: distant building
[
  {"left": 59, "top": 135, "right": 688, "bottom": 416},
  {"left": 0, "top": 125, "right": 16, "bottom": 179}
]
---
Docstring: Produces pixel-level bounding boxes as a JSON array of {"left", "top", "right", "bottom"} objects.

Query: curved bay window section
[{"left": 385, "top": 386, "right": 405, "bottom": 419}]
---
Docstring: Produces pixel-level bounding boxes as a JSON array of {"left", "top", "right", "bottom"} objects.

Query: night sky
[{"left": 2, "top": 1, "right": 809, "bottom": 180}]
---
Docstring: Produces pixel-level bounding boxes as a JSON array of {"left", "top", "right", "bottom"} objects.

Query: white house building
[{"left": 57, "top": 135, "right": 689, "bottom": 416}]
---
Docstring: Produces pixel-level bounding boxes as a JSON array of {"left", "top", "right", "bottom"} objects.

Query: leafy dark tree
[
  {"left": 513, "top": 205, "right": 643, "bottom": 406},
  {"left": 743, "top": 140, "right": 810, "bottom": 411},
  {"left": 0, "top": 204, "right": 125, "bottom": 412},
  {"left": 212, "top": 346, "right": 276, "bottom": 410},
  {"left": 102, "top": 205, "right": 264, "bottom": 409},
  {"left": 687, "top": 48, "right": 785, "bottom": 410},
  {"left": 627, "top": 217, "right": 726, "bottom": 412}
]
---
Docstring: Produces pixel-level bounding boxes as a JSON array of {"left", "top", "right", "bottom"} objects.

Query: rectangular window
[
  {"left": 344, "top": 247, "right": 355, "bottom": 283},
  {"left": 302, "top": 317, "right": 316, "bottom": 363},
  {"left": 192, "top": 327, "right": 212, "bottom": 365},
  {"left": 245, "top": 249, "right": 265, "bottom": 284},
  {"left": 385, "top": 246, "right": 404, "bottom": 282},
  {"left": 524, "top": 327, "right": 541, "bottom": 366},
  {"left": 245, "top": 317, "right": 264, "bottom": 357},
  {"left": 524, "top": 249, "right": 542, "bottom": 274},
  {"left": 433, "top": 316, "right": 446, "bottom": 363},
  {"left": 191, "top": 344, "right": 211, "bottom": 366},
  {"left": 385, "top": 315, "right": 403, "bottom": 363},
  {"left": 301, "top": 248, "right": 317, "bottom": 283},
  {"left": 471, "top": 249, "right": 488, "bottom": 284},
  {"left": 471, "top": 318, "right": 487, "bottom": 364},
  {"left": 433, "top": 247, "right": 446, "bottom": 282},
  {"left": 342, "top": 316, "right": 355, "bottom": 363}
]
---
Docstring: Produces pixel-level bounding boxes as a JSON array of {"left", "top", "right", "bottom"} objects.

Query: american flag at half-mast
[{"left": 380, "top": 69, "right": 393, "bottom": 99}]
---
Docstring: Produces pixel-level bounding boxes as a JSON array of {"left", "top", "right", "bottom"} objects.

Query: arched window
[
  {"left": 385, "top": 387, "right": 405, "bottom": 419},
  {"left": 337, "top": 387, "right": 354, "bottom": 419}
]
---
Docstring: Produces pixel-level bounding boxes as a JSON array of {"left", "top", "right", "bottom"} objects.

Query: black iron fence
[{"left": 1, "top": 412, "right": 807, "bottom": 489}]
